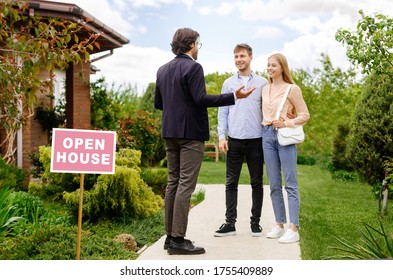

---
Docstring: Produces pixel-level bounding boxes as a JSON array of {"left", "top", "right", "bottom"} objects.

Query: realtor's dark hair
[{"left": 171, "top": 28, "right": 199, "bottom": 55}]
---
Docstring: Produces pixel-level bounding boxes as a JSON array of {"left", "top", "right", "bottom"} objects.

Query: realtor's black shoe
[
  {"left": 167, "top": 240, "right": 205, "bottom": 255},
  {"left": 165, "top": 236, "right": 194, "bottom": 250},
  {"left": 163, "top": 236, "right": 171, "bottom": 250}
]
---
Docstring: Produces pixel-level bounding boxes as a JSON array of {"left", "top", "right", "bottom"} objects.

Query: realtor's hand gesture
[{"left": 234, "top": 85, "right": 256, "bottom": 99}]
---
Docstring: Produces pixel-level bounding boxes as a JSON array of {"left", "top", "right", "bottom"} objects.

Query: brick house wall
[{"left": 65, "top": 62, "right": 91, "bottom": 129}]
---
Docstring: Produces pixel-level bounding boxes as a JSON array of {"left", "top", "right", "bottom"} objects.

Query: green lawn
[{"left": 198, "top": 161, "right": 393, "bottom": 259}]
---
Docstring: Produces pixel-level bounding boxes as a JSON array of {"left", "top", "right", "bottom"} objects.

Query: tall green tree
[
  {"left": 139, "top": 83, "right": 159, "bottom": 115},
  {"left": 117, "top": 111, "right": 161, "bottom": 167},
  {"left": 90, "top": 78, "right": 121, "bottom": 130},
  {"left": 292, "top": 54, "right": 360, "bottom": 159},
  {"left": 139, "top": 83, "right": 166, "bottom": 165},
  {"left": 347, "top": 74, "right": 393, "bottom": 184},
  {"left": 110, "top": 82, "right": 140, "bottom": 118},
  {"left": 336, "top": 10, "right": 393, "bottom": 185},
  {"left": 336, "top": 10, "right": 393, "bottom": 76}
]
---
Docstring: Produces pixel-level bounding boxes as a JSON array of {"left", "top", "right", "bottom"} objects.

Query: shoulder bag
[{"left": 275, "top": 84, "right": 305, "bottom": 146}]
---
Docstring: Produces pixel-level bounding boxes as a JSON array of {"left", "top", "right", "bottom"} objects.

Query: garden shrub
[
  {"left": 28, "top": 145, "right": 98, "bottom": 200},
  {"left": 117, "top": 110, "right": 161, "bottom": 166},
  {"left": 35, "top": 105, "right": 66, "bottom": 132},
  {"left": 347, "top": 73, "right": 393, "bottom": 185},
  {"left": 203, "top": 155, "right": 216, "bottom": 162},
  {"left": 382, "top": 159, "right": 393, "bottom": 199},
  {"left": 28, "top": 180, "right": 69, "bottom": 201},
  {"left": 90, "top": 77, "right": 121, "bottom": 131},
  {"left": 0, "top": 225, "right": 66, "bottom": 259},
  {"left": 0, "top": 186, "right": 23, "bottom": 237},
  {"left": 297, "top": 154, "right": 316, "bottom": 165},
  {"left": 11, "top": 192, "right": 44, "bottom": 224},
  {"left": 160, "top": 157, "right": 167, "bottom": 168},
  {"left": 331, "top": 170, "right": 358, "bottom": 182},
  {"left": 29, "top": 151, "right": 44, "bottom": 179},
  {"left": 0, "top": 224, "right": 136, "bottom": 260},
  {"left": 63, "top": 149, "right": 163, "bottom": 221},
  {"left": 331, "top": 124, "right": 353, "bottom": 172},
  {"left": 115, "top": 148, "right": 142, "bottom": 170},
  {"left": 0, "top": 157, "right": 25, "bottom": 191},
  {"left": 140, "top": 168, "right": 167, "bottom": 197},
  {"left": 138, "top": 83, "right": 167, "bottom": 166}
]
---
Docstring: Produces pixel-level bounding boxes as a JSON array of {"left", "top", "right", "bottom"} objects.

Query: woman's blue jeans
[{"left": 262, "top": 126, "right": 300, "bottom": 228}]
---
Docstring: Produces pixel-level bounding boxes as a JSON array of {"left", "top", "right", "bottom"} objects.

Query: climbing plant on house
[{"left": 0, "top": 0, "right": 100, "bottom": 164}]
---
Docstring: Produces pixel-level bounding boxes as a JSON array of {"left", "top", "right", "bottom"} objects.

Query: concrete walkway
[{"left": 138, "top": 184, "right": 301, "bottom": 260}]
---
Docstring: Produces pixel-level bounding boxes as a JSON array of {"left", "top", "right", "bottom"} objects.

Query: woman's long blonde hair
[{"left": 268, "top": 53, "right": 295, "bottom": 84}]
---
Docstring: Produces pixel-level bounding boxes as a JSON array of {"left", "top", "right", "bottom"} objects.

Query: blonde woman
[{"left": 261, "top": 53, "right": 310, "bottom": 243}]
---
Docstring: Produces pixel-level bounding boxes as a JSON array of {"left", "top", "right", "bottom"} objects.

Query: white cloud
[
  {"left": 238, "top": 0, "right": 291, "bottom": 21},
  {"left": 281, "top": 16, "right": 322, "bottom": 35},
  {"left": 197, "top": 2, "right": 238, "bottom": 16},
  {"left": 282, "top": 32, "right": 350, "bottom": 72},
  {"left": 237, "top": 0, "right": 367, "bottom": 21},
  {"left": 120, "top": 0, "right": 193, "bottom": 9},
  {"left": 134, "top": 24, "right": 148, "bottom": 34},
  {"left": 254, "top": 25, "right": 284, "bottom": 38},
  {"left": 198, "top": 6, "right": 213, "bottom": 15},
  {"left": 182, "top": 0, "right": 194, "bottom": 10},
  {"left": 112, "top": 0, "right": 128, "bottom": 10},
  {"left": 285, "top": 0, "right": 356, "bottom": 18},
  {"left": 51, "top": 0, "right": 134, "bottom": 38},
  {"left": 216, "top": 2, "right": 236, "bottom": 16},
  {"left": 91, "top": 44, "right": 174, "bottom": 92},
  {"left": 127, "top": 0, "right": 172, "bottom": 8}
]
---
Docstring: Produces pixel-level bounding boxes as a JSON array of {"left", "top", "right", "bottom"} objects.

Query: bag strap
[{"left": 275, "top": 84, "right": 292, "bottom": 120}]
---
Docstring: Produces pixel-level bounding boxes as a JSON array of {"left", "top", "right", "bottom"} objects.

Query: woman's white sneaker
[
  {"left": 266, "top": 226, "right": 285, "bottom": 239},
  {"left": 278, "top": 229, "right": 299, "bottom": 244}
]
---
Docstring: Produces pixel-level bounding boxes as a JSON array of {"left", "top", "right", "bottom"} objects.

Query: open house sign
[{"left": 50, "top": 128, "right": 116, "bottom": 174}]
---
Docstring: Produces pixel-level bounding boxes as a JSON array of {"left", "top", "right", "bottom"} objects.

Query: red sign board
[{"left": 50, "top": 128, "right": 116, "bottom": 174}]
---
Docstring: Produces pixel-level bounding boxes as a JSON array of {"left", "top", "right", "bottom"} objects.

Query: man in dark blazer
[{"left": 154, "top": 27, "right": 255, "bottom": 255}]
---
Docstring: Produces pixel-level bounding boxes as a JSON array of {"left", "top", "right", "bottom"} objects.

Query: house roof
[{"left": 26, "top": 0, "right": 130, "bottom": 53}]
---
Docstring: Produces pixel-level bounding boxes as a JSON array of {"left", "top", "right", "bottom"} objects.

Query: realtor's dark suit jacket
[{"left": 154, "top": 54, "right": 235, "bottom": 141}]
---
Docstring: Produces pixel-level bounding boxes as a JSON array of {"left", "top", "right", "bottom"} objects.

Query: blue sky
[{"left": 50, "top": 0, "right": 393, "bottom": 93}]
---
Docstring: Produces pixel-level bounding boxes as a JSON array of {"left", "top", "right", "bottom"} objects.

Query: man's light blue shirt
[{"left": 218, "top": 72, "right": 268, "bottom": 140}]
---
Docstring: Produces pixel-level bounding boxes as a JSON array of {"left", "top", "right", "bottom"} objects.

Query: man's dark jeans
[{"left": 225, "top": 137, "right": 264, "bottom": 225}]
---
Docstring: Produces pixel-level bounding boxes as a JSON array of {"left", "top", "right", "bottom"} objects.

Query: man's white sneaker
[
  {"left": 266, "top": 226, "right": 285, "bottom": 239},
  {"left": 278, "top": 229, "right": 299, "bottom": 244}
]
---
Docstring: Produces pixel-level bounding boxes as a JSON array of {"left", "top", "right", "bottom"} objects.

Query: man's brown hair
[{"left": 171, "top": 28, "right": 199, "bottom": 55}]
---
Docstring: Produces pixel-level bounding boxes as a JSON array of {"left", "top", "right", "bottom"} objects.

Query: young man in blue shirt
[{"left": 214, "top": 44, "right": 267, "bottom": 237}]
